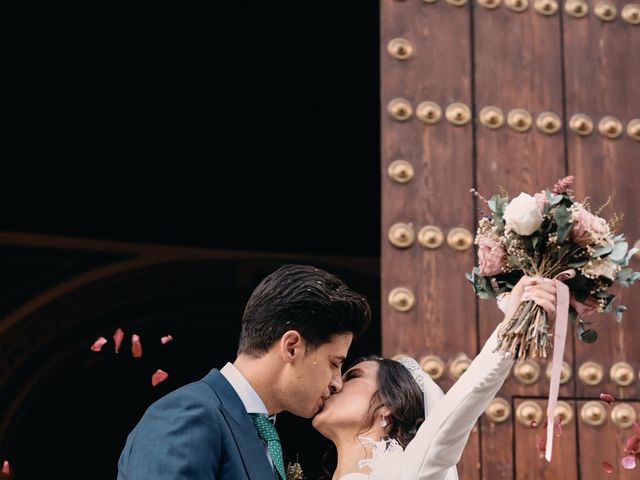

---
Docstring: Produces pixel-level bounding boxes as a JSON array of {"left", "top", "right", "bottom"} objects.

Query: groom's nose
[{"left": 329, "top": 373, "right": 343, "bottom": 394}]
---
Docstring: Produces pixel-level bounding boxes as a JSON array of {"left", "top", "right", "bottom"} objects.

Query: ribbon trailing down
[{"left": 545, "top": 268, "right": 576, "bottom": 462}]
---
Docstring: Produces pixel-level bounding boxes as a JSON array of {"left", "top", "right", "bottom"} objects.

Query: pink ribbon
[{"left": 545, "top": 269, "right": 576, "bottom": 462}]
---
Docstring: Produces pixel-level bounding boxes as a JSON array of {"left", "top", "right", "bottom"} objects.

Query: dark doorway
[{"left": 1, "top": 1, "right": 380, "bottom": 479}]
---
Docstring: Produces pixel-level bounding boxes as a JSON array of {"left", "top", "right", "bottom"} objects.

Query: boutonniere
[{"left": 286, "top": 457, "right": 304, "bottom": 480}]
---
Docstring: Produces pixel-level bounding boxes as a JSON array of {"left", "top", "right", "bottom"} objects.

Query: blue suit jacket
[{"left": 117, "top": 368, "right": 274, "bottom": 480}]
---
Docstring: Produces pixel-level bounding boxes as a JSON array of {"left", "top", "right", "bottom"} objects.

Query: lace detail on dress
[{"left": 356, "top": 437, "right": 404, "bottom": 480}]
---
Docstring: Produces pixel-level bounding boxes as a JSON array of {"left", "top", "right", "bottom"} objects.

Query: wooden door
[{"left": 381, "top": 0, "right": 640, "bottom": 478}]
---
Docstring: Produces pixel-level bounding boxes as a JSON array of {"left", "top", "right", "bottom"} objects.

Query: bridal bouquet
[{"left": 466, "top": 176, "right": 640, "bottom": 361}]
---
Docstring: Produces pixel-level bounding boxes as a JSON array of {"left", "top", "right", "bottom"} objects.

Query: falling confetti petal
[
  {"left": 621, "top": 455, "right": 637, "bottom": 470},
  {"left": 530, "top": 420, "right": 538, "bottom": 429},
  {"left": 536, "top": 436, "right": 546, "bottom": 452},
  {"left": 554, "top": 416, "right": 563, "bottom": 437},
  {"left": 624, "top": 435, "right": 640, "bottom": 454},
  {"left": 602, "top": 461, "right": 614, "bottom": 474},
  {"left": 600, "top": 393, "right": 615, "bottom": 405},
  {"left": 152, "top": 369, "right": 169, "bottom": 386},
  {"left": 131, "top": 334, "right": 143, "bottom": 358},
  {"left": 90, "top": 337, "right": 107, "bottom": 352},
  {"left": 160, "top": 335, "right": 173, "bottom": 345},
  {"left": 2, "top": 460, "right": 9, "bottom": 475},
  {"left": 113, "top": 328, "right": 124, "bottom": 353}
]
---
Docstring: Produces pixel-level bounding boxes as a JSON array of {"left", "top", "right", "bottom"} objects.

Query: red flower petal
[
  {"left": 2, "top": 460, "right": 9, "bottom": 475},
  {"left": 113, "top": 328, "right": 124, "bottom": 353},
  {"left": 131, "top": 334, "right": 143, "bottom": 358},
  {"left": 160, "top": 335, "right": 173, "bottom": 345},
  {"left": 602, "top": 461, "right": 614, "bottom": 474},
  {"left": 152, "top": 369, "right": 169, "bottom": 386},
  {"left": 530, "top": 420, "right": 538, "bottom": 429},
  {"left": 554, "top": 416, "right": 563, "bottom": 437},
  {"left": 536, "top": 436, "right": 546, "bottom": 452},
  {"left": 90, "top": 337, "right": 108, "bottom": 352},
  {"left": 621, "top": 455, "right": 637, "bottom": 470},
  {"left": 600, "top": 393, "right": 615, "bottom": 405},
  {"left": 624, "top": 435, "right": 640, "bottom": 454}
]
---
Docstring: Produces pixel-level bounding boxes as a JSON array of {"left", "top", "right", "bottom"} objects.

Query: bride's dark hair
[{"left": 319, "top": 355, "right": 425, "bottom": 479}]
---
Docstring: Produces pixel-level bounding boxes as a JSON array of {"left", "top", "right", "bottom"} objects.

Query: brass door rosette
[
  {"left": 506, "top": 0, "right": 529, "bottom": 12},
  {"left": 420, "top": 355, "right": 445, "bottom": 380},
  {"left": 565, "top": 0, "right": 589, "bottom": 17},
  {"left": 594, "top": 1, "right": 617, "bottom": 20},
  {"left": 387, "top": 159, "right": 414, "bottom": 184},
  {"left": 578, "top": 361, "right": 604, "bottom": 386},
  {"left": 569, "top": 113, "right": 594, "bottom": 136},
  {"left": 445, "top": 103, "right": 472, "bottom": 126},
  {"left": 546, "top": 361, "right": 572, "bottom": 384},
  {"left": 418, "top": 225, "right": 445, "bottom": 249},
  {"left": 536, "top": 111, "right": 562, "bottom": 135},
  {"left": 486, "top": 398, "right": 512, "bottom": 423},
  {"left": 610, "top": 361, "right": 634, "bottom": 386},
  {"left": 581, "top": 401, "right": 607, "bottom": 427},
  {"left": 387, "top": 98, "right": 413, "bottom": 121},
  {"left": 611, "top": 404, "right": 638, "bottom": 429},
  {"left": 599, "top": 116, "right": 623, "bottom": 139},
  {"left": 388, "top": 223, "right": 415, "bottom": 249},
  {"left": 516, "top": 400, "right": 544, "bottom": 427},
  {"left": 416, "top": 101, "right": 443, "bottom": 124},
  {"left": 447, "top": 228, "right": 474, "bottom": 251},
  {"left": 622, "top": 3, "right": 640, "bottom": 24},
  {"left": 514, "top": 360, "right": 541, "bottom": 385},
  {"left": 627, "top": 119, "right": 640, "bottom": 141},
  {"left": 508, "top": 109, "right": 533, "bottom": 132},
  {"left": 388, "top": 287, "right": 416, "bottom": 312},
  {"left": 534, "top": 0, "right": 559, "bottom": 15},
  {"left": 479, "top": 106, "right": 505, "bottom": 129},
  {"left": 387, "top": 38, "right": 414, "bottom": 60},
  {"left": 450, "top": 354, "right": 471, "bottom": 379}
]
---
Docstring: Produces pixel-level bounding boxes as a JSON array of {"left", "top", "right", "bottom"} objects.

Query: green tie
[{"left": 250, "top": 413, "right": 286, "bottom": 480}]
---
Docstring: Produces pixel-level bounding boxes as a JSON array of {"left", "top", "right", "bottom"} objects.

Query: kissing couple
[{"left": 118, "top": 264, "right": 557, "bottom": 480}]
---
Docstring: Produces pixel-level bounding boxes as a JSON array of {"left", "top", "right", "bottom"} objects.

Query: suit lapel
[{"left": 204, "top": 369, "right": 274, "bottom": 480}]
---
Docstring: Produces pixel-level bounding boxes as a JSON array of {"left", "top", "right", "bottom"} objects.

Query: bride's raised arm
[{"left": 399, "top": 277, "right": 556, "bottom": 480}]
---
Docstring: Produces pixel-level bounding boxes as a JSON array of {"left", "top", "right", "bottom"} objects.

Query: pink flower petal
[
  {"left": 131, "top": 334, "right": 143, "bottom": 358},
  {"left": 113, "top": 328, "right": 124, "bottom": 353},
  {"left": 2, "top": 460, "right": 9, "bottom": 475},
  {"left": 624, "top": 435, "right": 640, "bottom": 454},
  {"left": 554, "top": 416, "right": 563, "bottom": 437},
  {"left": 530, "top": 420, "right": 538, "bottom": 429},
  {"left": 600, "top": 393, "right": 615, "bottom": 405},
  {"left": 621, "top": 455, "right": 637, "bottom": 470},
  {"left": 536, "top": 436, "right": 546, "bottom": 452},
  {"left": 160, "top": 335, "right": 173, "bottom": 345},
  {"left": 602, "top": 461, "right": 614, "bottom": 474},
  {"left": 152, "top": 369, "right": 169, "bottom": 386},
  {"left": 90, "top": 337, "right": 108, "bottom": 352}
]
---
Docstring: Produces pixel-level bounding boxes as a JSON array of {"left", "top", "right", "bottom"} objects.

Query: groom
[{"left": 117, "top": 264, "right": 371, "bottom": 479}]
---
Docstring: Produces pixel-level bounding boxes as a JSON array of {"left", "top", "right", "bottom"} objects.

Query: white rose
[{"left": 503, "top": 193, "right": 544, "bottom": 236}]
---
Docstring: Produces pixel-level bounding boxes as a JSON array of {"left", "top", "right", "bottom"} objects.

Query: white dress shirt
[{"left": 220, "top": 362, "right": 276, "bottom": 467}]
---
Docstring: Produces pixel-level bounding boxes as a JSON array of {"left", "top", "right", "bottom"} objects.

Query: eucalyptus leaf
[
  {"left": 594, "top": 244, "right": 613, "bottom": 257},
  {"left": 615, "top": 304, "right": 627, "bottom": 323},
  {"left": 610, "top": 241, "right": 629, "bottom": 264}
]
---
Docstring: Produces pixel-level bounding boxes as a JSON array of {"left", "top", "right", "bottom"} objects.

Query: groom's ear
[{"left": 280, "top": 330, "right": 304, "bottom": 363}]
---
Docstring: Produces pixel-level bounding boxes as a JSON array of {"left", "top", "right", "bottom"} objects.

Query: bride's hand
[{"left": 500, "top": 276, "right": 557, "bottom": 327}]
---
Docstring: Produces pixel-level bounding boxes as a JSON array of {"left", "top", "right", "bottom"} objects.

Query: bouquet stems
[{"left": 498, "top": 300, "right": 550, "bottom": 361}]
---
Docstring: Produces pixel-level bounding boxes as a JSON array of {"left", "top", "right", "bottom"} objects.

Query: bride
[{"left": 312, "top": 276, "right": 557, "bottom": 480}]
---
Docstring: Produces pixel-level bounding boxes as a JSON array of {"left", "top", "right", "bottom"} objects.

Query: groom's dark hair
[{"left": 238, "top": 264, "right": 371, "bottom": 355}]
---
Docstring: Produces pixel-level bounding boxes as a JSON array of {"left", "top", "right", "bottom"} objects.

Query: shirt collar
[{"left": 220, "top": 362, "right": 276, "bottom": 422}]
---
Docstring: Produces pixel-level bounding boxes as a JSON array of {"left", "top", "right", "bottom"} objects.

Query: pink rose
[
  {"left": 534, "top": 192, "right": 547, "bottom": 215},
  {"left": 571, "top": 206, "right": 609, "bottom": 244},
  {"left": 570, "top": 295, "right": 599, "bottom": 319},
  {"left": 478, "top": 237, "right": 506, "bottom": 276}
]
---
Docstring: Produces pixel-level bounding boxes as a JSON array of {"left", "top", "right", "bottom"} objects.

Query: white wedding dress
[{"left": 338, "top": 324, "right": 514, "bottom": 480}]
